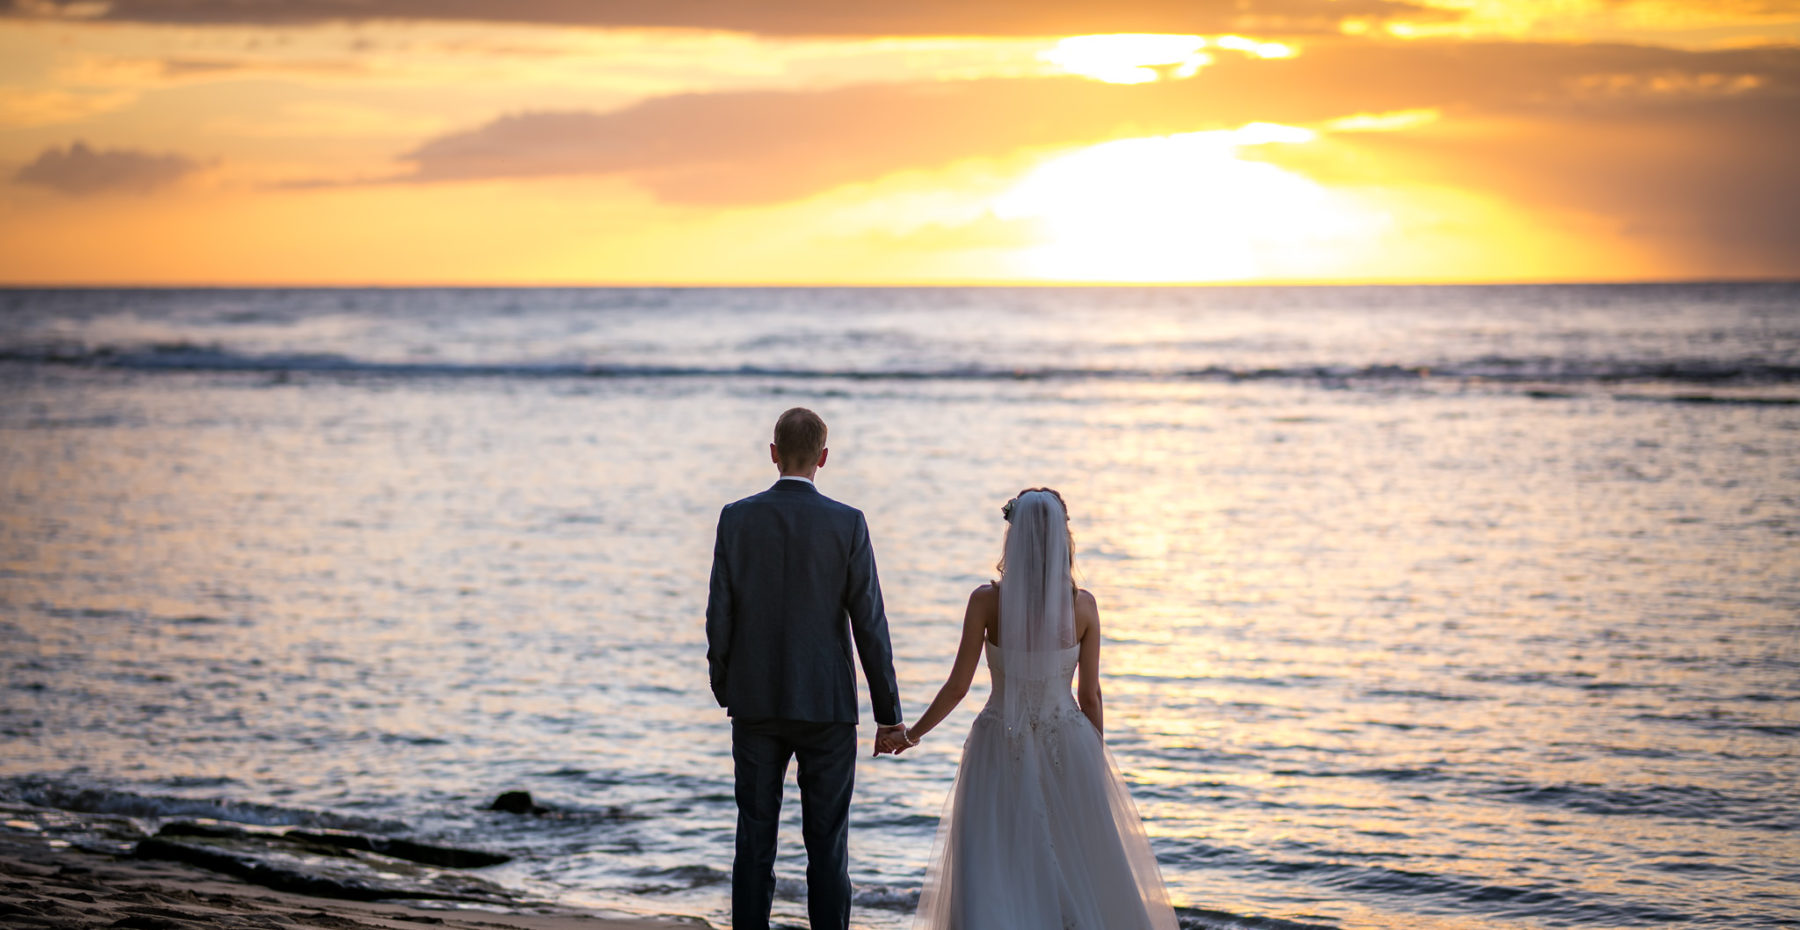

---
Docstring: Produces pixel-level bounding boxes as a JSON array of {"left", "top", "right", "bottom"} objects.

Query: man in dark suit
[{"left": 705, "top": 407, "right": 908, "bottom": 930}]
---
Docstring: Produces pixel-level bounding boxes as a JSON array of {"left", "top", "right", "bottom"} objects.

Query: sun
[{"left": 991, "top": 125, "right": 1384, "bottom": 282}]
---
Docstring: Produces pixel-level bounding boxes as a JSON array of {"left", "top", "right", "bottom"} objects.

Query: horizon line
[{"left": 3, "top": 276, "right": 1798, "bottom": 290}]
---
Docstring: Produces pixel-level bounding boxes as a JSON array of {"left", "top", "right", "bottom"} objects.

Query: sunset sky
[{"left": 2, "top": 1, "right": 1797, "bottom": 284}]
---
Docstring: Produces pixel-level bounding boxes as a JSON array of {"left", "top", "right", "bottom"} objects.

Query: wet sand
[{"left": 0, "top": 831, "right": 708, "bottom": 930}]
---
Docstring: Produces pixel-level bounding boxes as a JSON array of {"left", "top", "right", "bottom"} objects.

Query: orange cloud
[
  {"left": 13, "top": 140, "right": 210, "bottom": 195},
  {"left": 4, "top": 13, "right": 1796, "bottom": 283},
  {"left": 376, "top": 80, "right": 1145, "bottom": 203},
  {"left": 330, "top": 41, "right": 1795, "bottom": 191},
  {"left": 338, "top": 39, "right": 1797, "bottom": 275},
  {"left": 1271, "top": 99, "right": 1800, "bottom": 275},
  {"left": 8, "top": 0, "right": 1452, "bottom": 36}
]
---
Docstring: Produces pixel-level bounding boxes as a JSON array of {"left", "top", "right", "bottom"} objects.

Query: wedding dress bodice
[
  {"left": 979, "top": 642, "right": 1085, "bottom": 771},
  {"left": 980, "top": 642, "right": 1082, "bottom": 722}
]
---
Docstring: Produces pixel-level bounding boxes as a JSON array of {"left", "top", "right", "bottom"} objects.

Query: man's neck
[{"left": 777, "top": 472, "right": 816, "bottom": 484}]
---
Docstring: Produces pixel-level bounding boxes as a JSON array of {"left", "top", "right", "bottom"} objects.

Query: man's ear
[
  {"left": 817, "top": 448, "right": 829, "bottom": 469},
  {"left": 770, "top": 443, "right": 781, "bottom": 466}
]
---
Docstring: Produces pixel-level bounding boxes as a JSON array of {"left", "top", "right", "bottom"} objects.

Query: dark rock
[
  {"left": 281, "top": 831, "right": 508, "bottom": 868},
  {"left": 130, "top": 837, "right": 507, "bottom": 905},
  {"left": 15, "top": 898, "right": 84, "bottom": 918},
  {"left": 110, "top": 917, "right": 200, "bottom": 930},
  {"left": 117, "top": 905, "right": 207, "bottom": 921},
  {"left": 134, "top": 839, "right": 384, "bottom": 902},
  {"left": 156, "top": 822, "right": 251, "bottom": 840},
  {"left": 486, "top": 791, "right": 546, "bottom": 816},
  {"left": 294, "top": 911, "right": 381, "bottom": 929}
]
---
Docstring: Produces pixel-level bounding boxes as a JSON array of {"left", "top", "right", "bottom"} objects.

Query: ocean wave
[
  {"left": 624, "top": 863, "right": 729, "bottom": 895},
  {"left": 1269, "top": 766, "right": 1448, "bottom": 783},
  {"left": 0, "top": 777, "right": 407, "bottom": 834},
  {"left": 1174, "top": 905, "right": 1340, "bottom": 929},
  {"left": 1475, "top": 779, "right": 1800, "bottom": 831},
  {"left": 851, "top": 884, "right": 921, "bottom": 911},
  {"left": 1303, "top": 860, "right": 1694, "bottom": 924},
  {"left": 1363, "top": 688, "right": 1480, "bottom": 702},
  {"left": 3, "top": 341, "right": 1798, "bottom": 389},
  {"left": 1151, "top": 836, "right": 1699, "bottom": 926}
]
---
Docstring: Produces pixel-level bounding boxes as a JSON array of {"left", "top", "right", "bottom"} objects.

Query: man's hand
[{"left": 873, "top": 724, "right": 913, "bottom": 756}]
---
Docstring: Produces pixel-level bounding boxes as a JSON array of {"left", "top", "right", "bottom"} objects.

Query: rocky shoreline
[{"left": 0, "top": 801, "right": 707, "bottom": 930}]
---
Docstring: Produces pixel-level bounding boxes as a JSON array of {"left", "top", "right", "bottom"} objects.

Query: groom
[{"left": 705, "top": 407, "right": 908, "bottom": 930}]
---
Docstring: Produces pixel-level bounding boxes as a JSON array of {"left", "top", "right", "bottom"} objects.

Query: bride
[{"left": 897, "top": 488, "right": 1180, "bottom": 929}]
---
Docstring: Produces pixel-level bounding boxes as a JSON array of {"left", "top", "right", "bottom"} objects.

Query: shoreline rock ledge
[{"left": 134, "top": 820, "right": 514, "bottom": 904}]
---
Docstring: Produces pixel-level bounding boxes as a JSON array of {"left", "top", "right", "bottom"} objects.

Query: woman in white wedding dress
[{"left": 901, "top": 488, "right": 1180, "bottom": 930}]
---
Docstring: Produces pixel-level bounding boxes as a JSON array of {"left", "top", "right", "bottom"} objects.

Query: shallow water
[{"left": 2, "top": 285, "right": 1797, "bottom": 929}]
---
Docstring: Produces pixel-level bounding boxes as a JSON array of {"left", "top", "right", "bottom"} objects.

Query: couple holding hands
[{"left": 706, "top": 408, "right": 1179, "bottom": 930}]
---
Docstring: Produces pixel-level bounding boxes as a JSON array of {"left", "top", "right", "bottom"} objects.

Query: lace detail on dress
[{"left": 991, "top": 642, "right": 1083, "bottom": 772}]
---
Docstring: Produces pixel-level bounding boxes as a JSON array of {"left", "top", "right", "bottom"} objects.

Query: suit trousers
[{"left": 731, "top": 718, "right": 857, "bottom": 930}]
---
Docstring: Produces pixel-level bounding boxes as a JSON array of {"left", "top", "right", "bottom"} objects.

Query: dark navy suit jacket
[{"left": 705, "top": 479, "right": 902, "bottom": 726}]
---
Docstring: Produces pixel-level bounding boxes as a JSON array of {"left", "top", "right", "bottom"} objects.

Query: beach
[
  {"left": 2, "top": 284, "right": 1796, "bottom": 930},
  {"left": 0, "top": 826, "right": 703, "bottom": 930}
]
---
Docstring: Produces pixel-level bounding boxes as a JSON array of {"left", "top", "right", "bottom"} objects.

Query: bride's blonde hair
[{"left": 995, "top": 487, "right": 1079, "bottom": 597}]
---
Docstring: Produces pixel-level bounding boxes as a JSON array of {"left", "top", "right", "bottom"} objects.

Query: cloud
[
  {"left": 380, "top": 80, "right": 1143, "bottom": 204},
  {"left": 1202, "top": 42, "right": 1800, "bottom": 274},
  {"left": 340, "top": 39, "right": 1800, "bottom": 274},
  {"left": 13, "top": 140, "right": 208, "bottom": 195},
  {"left": 1283, "top": 97, "right": 1800, "bottom": 275},
  {"left": 9, "top": 0, "right": 1453, "bottom": 36},
  {"left": 356, "top": 42, "right": 1798, "bottom": 200},
  {"left": 347, "top": 71, "right": 1309, "bottom": 204}
]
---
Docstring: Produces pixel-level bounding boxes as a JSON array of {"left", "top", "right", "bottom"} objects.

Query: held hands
[{"left": 873, "top": 723, "right": 919, "bottom": 757}]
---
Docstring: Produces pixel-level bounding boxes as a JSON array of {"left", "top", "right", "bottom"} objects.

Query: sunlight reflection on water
[{"left": 1, "top": 286, "right": 1796, "bottom": 930}]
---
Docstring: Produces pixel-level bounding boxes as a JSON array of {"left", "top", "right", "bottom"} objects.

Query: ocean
[{"left": 1, "top": 284, "right": 1796, "bottom": 929}]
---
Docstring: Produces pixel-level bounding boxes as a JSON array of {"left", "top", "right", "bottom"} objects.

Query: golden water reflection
[{"left": 1, "top": 352, "right": 1795, "bottom": 929}]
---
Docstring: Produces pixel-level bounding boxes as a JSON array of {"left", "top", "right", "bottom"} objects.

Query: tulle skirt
[{"left": 913, "top": 703, "right": 1181, "bottom": 930}]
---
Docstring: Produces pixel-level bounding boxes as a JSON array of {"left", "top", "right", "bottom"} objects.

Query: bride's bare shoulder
[
  {"left": 1075, "top": 587, "right": 1099, "bottom": 614},
  {"left": 968, "top": 584, "right": 1000, "bottom": 636},
  {"left": 969, "top": 583, "right": 1001, "bottom": 617}
]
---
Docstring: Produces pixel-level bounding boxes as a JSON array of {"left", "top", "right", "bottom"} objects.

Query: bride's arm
[
  {"left": 904, "top": 585, "right": 996, "bottom": 745},
  {"left": 1076, "top": 590, "right": 1103, "bottom": 737}
]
